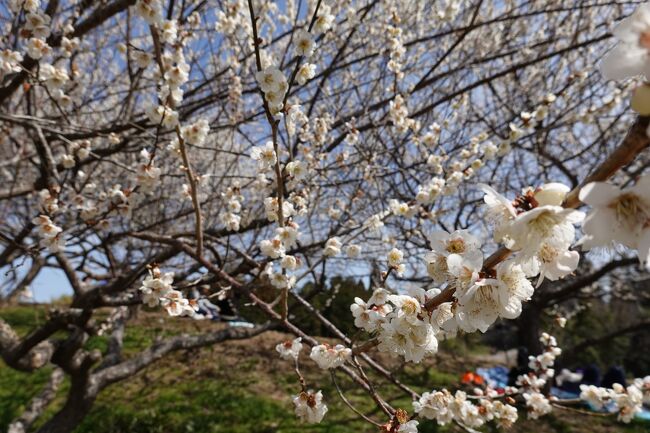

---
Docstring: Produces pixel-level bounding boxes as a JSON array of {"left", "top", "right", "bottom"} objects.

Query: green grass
[
  {"left": 1, "top": 305, "right": 649, "bottom": 433},
  {"left": 0, "top": 365, "right": 55, "bottom": 429}
]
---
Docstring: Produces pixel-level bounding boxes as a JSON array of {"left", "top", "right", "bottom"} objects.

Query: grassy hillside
[{"left": 1, "top": 305, "right": 647, "bottom": 433}]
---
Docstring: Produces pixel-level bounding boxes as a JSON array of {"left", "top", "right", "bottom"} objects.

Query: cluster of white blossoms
[
  {"left": 422, "top": 228, "right": 537, "bottom": 334},
  {"left": 385, "top": 13, "right": 406, "bottom": 79},
  {"left": 38, "top": 188, "right": 59, "bottom": 214},
  {"left": 39, "top": 63, "right": 71, "bottom": 105},
  {"left": 517, "top": 333, "right": 561, "bottom": 419},
  {"left": 579, "top": 174, "right": 650, "bottom": 269},
  {"left": 134, "top": 0, "right": 190, "bottom": 113},
  {"left": 220, "top": 183, "right": 244, "bottom": 232},
  {"left": 274, "top": 337, "right": 329, "bottom": 424},
  {"left": 414, "top": 388, "right": 518, "bottom": 429},
  {"left": 138, "top": 266, "right": 196, "bottom": 317},
  {"left": 32, "top": 215, "right": 64, "bottom": 252},
  {"left": 351, "top": 286, "right": 440, "bottom": 363},
  {"left": 259, "top": 221, "right": 301, "bottom": 289},
  {"left": 296, "top": 63, "right": 316, "bottom": 85},
  {"left": 0, "top": 49, "right": 23, "bottom": 79},
  {"left": 106, "top": 184, "right": 132, "bottom": 218},
  {"left": 323, "top": 237, "right": 342, "bottom": 257},
  {"left": 435, "top": 0, "right": 462, "bottom": 21},
  {"left": 580, "top": 383, "right": 645, "bottom": 423},
  {"left": 6, "top": 3, "right": 78, "bottom": 105},
  {"left": 133, "top": 1, "right": 212, "bottom": 206},
  {"left": 481, "top": 182, "right": 584, "bottom": 287},
  {"left": 389, "top": 95, "right": 418, "bottom": 133},
  {"left": 346, "top": 182, "right": 589, "bottom": 365},
  {"left": 409, "top": 329, "right": 650, "bottom": 431},
  {"left": 309, "top": 344, "right": 352, "bottom": 369},
  {"left": 255, "top": 66, "right": 288, "bottom": 114},
  {"left": 520, "top": 333, "right": 648, "bottom": 423},
  {"left": 411, "top": 333, "right": 546, "bottom": 429},
  {"left": 134, "top": 149, "right": 161, "bottom": 194},
  {"left": 412, "top": 110, "right": 551, "bottom": 208}
]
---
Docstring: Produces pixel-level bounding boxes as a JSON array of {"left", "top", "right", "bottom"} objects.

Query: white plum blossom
[
  {"left": 310, "top": 344, "right": 351, "bottom": 369},
  {"left": 293, "top": 390, "right": 328, "bottom": 423},
  {"left": 24, "top": 12, "right": 51, "bottom": 39},
  {"left": 285, "top": 160, "right": 307, "bottom": 180},
  {"left": 39, "top": 64, "right": 69, "bottom": 90},
  {"left": 579, "top": 175, "right": 650, "bottom": 268},
  {"left": 323, "top": 237, "right": 342, "bottom": 257},
  {"left": 251, "top": 142, "right": 277, "bottom": 171},
  {"left": 135, "top": 150, "right": 161, "bottom": 193},
  {"left": 280, "top": 255, "right": 299, "bottom": 270},
  {"left": 26, "top": 38, "right": 51, "bottom": 59},
  {"left": 296, "top": 63, "right": 316, "bottom": 85},
  {"left": 146, "top": 104, "right": 179, "bottom": 128},
  {"left": 480, "top": 183, "right": 585, "bottom": 285},
  {"left": 264, "top": 197, "right": 295, "bottom": 222},
  {"left": 160, "top": 290, "right": 195, "bottom": 316},
  {"left": 413, "top": 390, "right": 455, "bottom": 425},
  {"left": 523, "top": 392, "right": 552, "bottom": 419},
  {"left": 313, "top": 5, "right": 335, "bottom": 34},
  {"left": 181, "top": 119, "right": 210, "bottom": 145},
  {"left": 350, "top": 297, "right": 392, "bottom": 332},
  {"left": 387, "top": 247, "right": 404, "bottom": 267},
  {"left": 260, "top": 238, "right": 286, "bottom": 258},
  {"left": 398, "top": 420, "right": 418, "bottom": 433},
  {"left": 368, "top": 288, "right": 390, "bottom": 306},
  {"left": 139, "top": 266, "right": 174, "bottom": 308},
  {"left": 269, "top": 271, "right": 296, "bottom": 290},
  {"left": 425, "top": 229, "right": 483, "bottom": 285},
  {"left": 133, "top": 51, "right": 153, "bottom": 68},
  {"left": 377, "top": 309, "right": 439, "bottom": 363},
  {"left": 134, "top": 0, "right": 164, "bottom": 25},
  {"left": 479, "top": 184, "right": 517, "bottom": 246},
  {"left": 32, "top": 215, "right": 64, "bottom": 252},
  {"left": 611, "top": 384, "right": 644, "bottom": 423},
  {"left": 455, "top": 260, "right": 534, "bottom": 333},
  {"left": 160, "top": 20, "right": 178, "bottom": 44},
  {"left": 346, "top": 244, "right": 361, "bottom": 258},
  {"left": 276, "top": 224, "right": 300, "bottom": 248},
  {"left": 255, "top": 66, "right": 288, "bottom": 111},
  {"left": 0, "top": 49, "right": 23, "bottom": 78},
  {"left": 490, "top": 400, "right": 518, "bottom": 428},
  {"left": 506, "top": 205, "right": 584, "bottom": 255},
  {"left": 520, "top": 241, "right": 580, "bottom": 287},
  {"left": 276, "top": 337, "right": 303, "bottom": 360},
  {"left": 634, "top": 376, "right": 650, "bottom": 404},
  {"left": 580, "top": 384, "right": 609, "bottom": 410},
  {"left": 38, "top": 189, "right": 59, "bottom": 214},
  {"left": 601, "top": 3, "right": 650, "bottom": 80},
  {"left": 294, "top": 30, "right": 315, "bottom": 57},
  {"left": 256, "top": 67, "right": 286, "bottom": 94},
  {"left": 60, "top": 154, "right": 75, "bottom": 169},
  {"left": 387, "top": 296, "right": 420, "bottom": 327}
]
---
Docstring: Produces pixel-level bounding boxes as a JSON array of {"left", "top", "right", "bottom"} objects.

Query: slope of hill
[{"left": 1, "top": 305, "right": 647, "bottom": 433}]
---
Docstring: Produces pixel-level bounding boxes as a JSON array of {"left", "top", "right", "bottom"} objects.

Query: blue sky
[{"left": 1, "top": 264, "right": 72, "bottom": 303}]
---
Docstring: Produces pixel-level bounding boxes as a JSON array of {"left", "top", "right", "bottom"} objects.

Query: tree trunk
[
  {"left": 517, "top": 303, "right": 543, "bottom": 355},
  {"left": 35, "top": 375, "right": 96, "bottom": 433}
]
